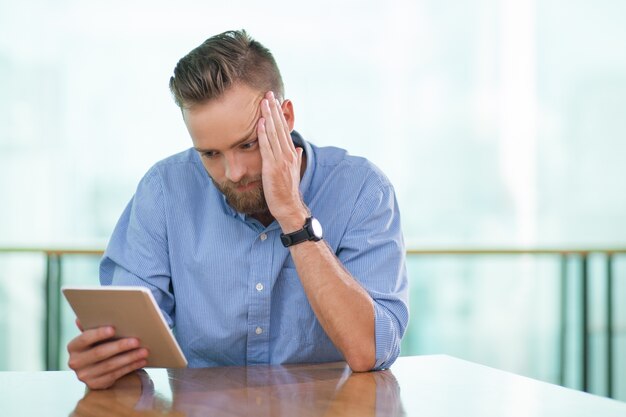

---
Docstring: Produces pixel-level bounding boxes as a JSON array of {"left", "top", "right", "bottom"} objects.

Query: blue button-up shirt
[{"left": 101, "top": 132, "right": 409, "bottom": 369}]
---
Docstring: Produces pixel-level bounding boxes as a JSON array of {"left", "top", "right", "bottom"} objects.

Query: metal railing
[
  {"left": 0, "top": 247, "right": 103, "bottom": 371},
  {"left": 1, "top": 246, "right": 624, "bottom": 398},
  {"left": 406, "top": 247, "right": 625, "bottom": 398}
]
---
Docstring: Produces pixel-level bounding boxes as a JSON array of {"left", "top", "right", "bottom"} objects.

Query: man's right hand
[{"left": 67, "top": 319, "right": 149, "bottom": 390}]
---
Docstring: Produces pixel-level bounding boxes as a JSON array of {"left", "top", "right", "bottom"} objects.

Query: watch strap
[{"left": 280, "top": 217, "right": 322, "bottom": 247}]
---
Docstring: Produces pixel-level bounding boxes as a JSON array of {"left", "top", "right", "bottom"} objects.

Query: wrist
[
  {"left": 280, "top": 216, "right": 324, "bottom": 247},
  {"left": 277, "top": 205, "right": 309, "bottom": 234}
]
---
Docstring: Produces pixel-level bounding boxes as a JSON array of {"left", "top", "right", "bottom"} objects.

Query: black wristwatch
[{"left": 280, "top": 217, "right": 323, "bottom": 247}]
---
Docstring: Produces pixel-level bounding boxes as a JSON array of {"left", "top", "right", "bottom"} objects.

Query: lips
[{"left": 236, "top": 180, "right": 260, "bottom": 192}]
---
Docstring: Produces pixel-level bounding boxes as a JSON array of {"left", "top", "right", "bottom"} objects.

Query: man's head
[
  {"left": 169, "top": 29, "right": 285, "bottom": 109},
  {"left": 170, "top": 30, "right": 294, "bottom": 216}
]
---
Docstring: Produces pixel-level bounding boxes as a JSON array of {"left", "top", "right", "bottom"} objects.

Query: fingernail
[{"left": 268, "top": 91, "right": 274, "bottom": 99}]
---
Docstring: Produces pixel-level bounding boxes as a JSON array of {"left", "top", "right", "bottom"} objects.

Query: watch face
[{"left": 311, "top": 217, "right": 323, "bottom": 239}]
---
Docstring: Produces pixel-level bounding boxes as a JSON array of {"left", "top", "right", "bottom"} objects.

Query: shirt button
[
  {"left": 255, "top": 327, "right": 263, "bottom": 335},
  {"left": 256, "top": 283, "right": 264, "bottom": 291},
  {"left": 260, "top": 233, "right": 267, "bottom": 241}
]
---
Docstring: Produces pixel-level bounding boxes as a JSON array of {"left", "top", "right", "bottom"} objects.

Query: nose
[{"left": 224, "top": 152, "right": 246, "bottom": 183}]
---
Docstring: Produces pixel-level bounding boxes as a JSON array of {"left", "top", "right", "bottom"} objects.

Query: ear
[{"left": 281, "top": 99, "right": 296, "bottom": 132}]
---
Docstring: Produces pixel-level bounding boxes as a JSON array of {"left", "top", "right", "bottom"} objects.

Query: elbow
[
  {"left": 347, "top": 356, "right": 375, "bottom": 372},
  {"left": 344, "top": 325, "right": 377, "bottom": 372},
  {"left": 345, "top": 349, "right": 376, "bottom": 373}
]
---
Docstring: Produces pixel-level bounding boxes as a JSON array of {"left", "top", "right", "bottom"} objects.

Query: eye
[
  {"left": 240, "top": 139, "right": 258, "bottom": 150},
  {"left": 202, "top": 151, "right": 219, "bottom": 159}
]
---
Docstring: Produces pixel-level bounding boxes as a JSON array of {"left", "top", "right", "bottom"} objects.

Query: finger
[
  {"left": 68, "top": 337, "right": 141, "bottom": 371},
  {"left": 271, "top": 97, "right": 295, "bottom": 154},
  {"left": 296, "top": 147, "right": 303, "bottom": 169},
  {"left": 267, "top": 94, "right": 286, "bottom": 137},
  {"left": 90, "top": 337, "right": 143, "bottom": 363},
  {"left": 78, "top": 347, "right": 148, "bottom": 382},
  {"left": 278, "top": 99, "right": 295, "bottom": 152},
  {"left": 295, "top": 147, "right": 303, "bottom": 176},
  {"left": 84, "top": 358, "right": 148, "bottom": 390},
  {"left": 75, "top": 318, "right": 84, "bottom": 332},
  {"left": 68, "top": 326, "right": 115, "bottom": 352},
  {"left": 261, "top": 97, "right": 281, "bottom": 155},
  {"left": 257, "top": 117, "right": 276, "bottom": 163}
]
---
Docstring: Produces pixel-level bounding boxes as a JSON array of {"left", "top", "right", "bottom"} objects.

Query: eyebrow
[{"left": 194, "top": 130, "right": 257, "bottom": 154}]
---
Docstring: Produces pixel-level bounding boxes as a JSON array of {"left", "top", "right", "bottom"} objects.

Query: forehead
[{"left": 182, "top": 83, "right": 264, "bottom": 150}]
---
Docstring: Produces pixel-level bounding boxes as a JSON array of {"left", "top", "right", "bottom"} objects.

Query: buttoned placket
[{"left": 244, "top": 223, "right": 278, "bottom": 364}]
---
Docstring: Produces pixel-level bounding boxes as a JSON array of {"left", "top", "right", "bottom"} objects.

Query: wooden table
[{"left": 1, "top": 355, "right": 625, "bottom": 416}]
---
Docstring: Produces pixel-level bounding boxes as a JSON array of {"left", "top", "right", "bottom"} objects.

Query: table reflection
[
  {"left": 69, "top": 362, "right": 404, "bottom": 417},
  {"left": 69, "top": 370, "right": 182, "bottom": 417}
]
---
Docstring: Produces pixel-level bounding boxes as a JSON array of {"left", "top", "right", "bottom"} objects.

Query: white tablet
[{"left": 62, "top": 286, "right": 188, "bottom": 368}]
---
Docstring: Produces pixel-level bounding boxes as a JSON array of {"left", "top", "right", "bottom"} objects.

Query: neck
[{"left": 250, "top": 211, "right": 275, "bottom": 227}]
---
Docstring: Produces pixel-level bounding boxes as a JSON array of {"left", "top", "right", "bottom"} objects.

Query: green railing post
[
  {"left": 606, "top": 253, "right": 614, "bottom": 398},
  {"left": 559, "top": 254, "right": 567, "bottom": 387},
  {"left": 581, "top": 254, "right": 589, "bottom": 393},
  {"left": 45, "top": 253, "right": 62, "bottom": 371}
]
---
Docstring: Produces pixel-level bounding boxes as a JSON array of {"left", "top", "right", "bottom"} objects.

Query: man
[{"left": 67, "top": 30, "right": 409, "bottom": 390}]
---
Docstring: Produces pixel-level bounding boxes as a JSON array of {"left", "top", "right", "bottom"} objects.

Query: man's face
[{"left": 182, "top": 84, "right": 280, "bottom": 215}]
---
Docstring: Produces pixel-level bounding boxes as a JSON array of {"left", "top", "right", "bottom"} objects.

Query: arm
[
  {"left": 258, "top": 92, "right": 407, "bottom": 371},
  {"left": 288, "top": 239, "right": 376, "bottom": 371}
]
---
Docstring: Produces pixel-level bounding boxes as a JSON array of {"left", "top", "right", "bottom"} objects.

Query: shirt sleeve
[
  {"left": 337, "top": 171, "right": 409, "bottom": 370},
  {"left": 99, "top": 167, "right": 175, "bottom": 327}
]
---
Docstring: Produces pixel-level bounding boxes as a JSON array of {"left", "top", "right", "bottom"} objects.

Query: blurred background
[{"left": 1, "top": 0, "right": 625, "bottom": 401}]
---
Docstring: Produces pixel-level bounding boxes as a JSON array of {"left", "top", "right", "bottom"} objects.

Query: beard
[{"left": 211, "top": 175, "right": 269, "bottom": 215}]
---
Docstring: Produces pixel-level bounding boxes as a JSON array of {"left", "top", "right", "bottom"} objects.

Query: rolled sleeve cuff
[{"left": 373, "top": 302, "right": 403, "bottom": 370}]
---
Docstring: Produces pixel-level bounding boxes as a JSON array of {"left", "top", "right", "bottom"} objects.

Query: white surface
[{"left": 391, "top": 355, "right": 626, "bottom": 417}]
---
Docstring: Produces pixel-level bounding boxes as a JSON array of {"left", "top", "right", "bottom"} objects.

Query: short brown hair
[{"left": 169, "top": 30, "right": 284, "bottom": 108}]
